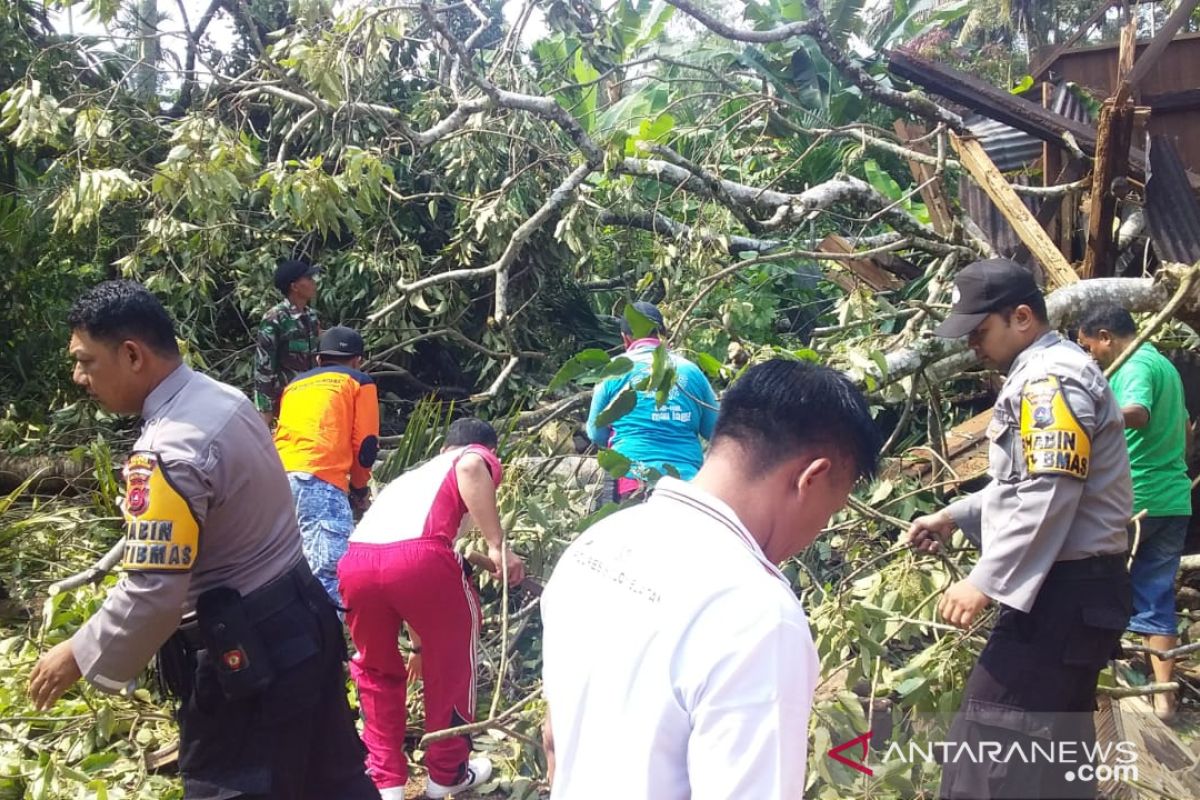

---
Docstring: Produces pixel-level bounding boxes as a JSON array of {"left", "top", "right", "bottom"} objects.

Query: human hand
[
  {"left": 349, "top": 488, "right": 372, "bottom": 520},
  {"left": 29, "top": 640, "right": 83, "bottom": 711},
  {"left": 903, "top": 510, "right": 956, "bottom": 554},
  {"left": 938, "top": 579, "right": 991, "bottom": 629},
  {"left": 487, "top": 545, "right": 525, "bottom": 587}
]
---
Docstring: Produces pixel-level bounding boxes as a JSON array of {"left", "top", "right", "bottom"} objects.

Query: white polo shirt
[{"left": 541, "top": 477, "right": 819, "bottom": 800}]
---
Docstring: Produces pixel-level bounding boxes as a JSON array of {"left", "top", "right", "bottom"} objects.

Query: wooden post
[
  {"left": 950, "top": 131, "right": 1078, "bottom": 288},
  {"left": 892, "top": 120, "right": 955, "bottom": 236},
  {"left": 1081, "top": 21, "right": 1138, "bottom": 280}
]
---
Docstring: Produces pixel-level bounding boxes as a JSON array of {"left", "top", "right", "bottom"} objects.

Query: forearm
[
  {"left": 1122, "top": 404, "right": 1149, "bottom": 429},
  {"left": 458, "top": 459, "right": 506, "bottom": 550},
  {"left": 945, "top": 491, "right": 984, "bottom": 547},
  {"left": 72, "top": 573, "right": 189, "bottom": 691}
]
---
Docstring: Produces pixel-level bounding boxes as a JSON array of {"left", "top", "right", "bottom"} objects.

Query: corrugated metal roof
[{"left": 1145, "top": 134, "right": 1200, "bottom": 264}]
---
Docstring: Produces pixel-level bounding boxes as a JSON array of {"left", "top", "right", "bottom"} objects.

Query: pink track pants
[{"left": 338, "top": 538, "right": 481, "bottom": 789}]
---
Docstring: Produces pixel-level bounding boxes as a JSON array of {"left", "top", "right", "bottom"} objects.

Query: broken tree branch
[
  {"left": 1103, "top": 263, "right": 1200, "bottom": 377},
  {"left": 48, "top": 539, "right": 125, "bottom": 595},
  {"left": 662, "top": 0, "right": 817, "bottom": 43},
  {"left": 597, "top": 210, "right": 784, "bottom": 253}
]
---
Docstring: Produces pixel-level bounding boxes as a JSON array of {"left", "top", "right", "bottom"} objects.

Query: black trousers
[
  {"left": 939, "top": 555, "right": 1131, "bottom": 800},
  {"left": 173, "top": 570, "right": 380, "bottom": 800}
]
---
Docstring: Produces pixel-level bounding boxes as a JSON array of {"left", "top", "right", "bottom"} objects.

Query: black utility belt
[
  {"left": 1047, "top": 552, "right": 1126, "bottom": 580},
  {"left": 166, "top": 560, "right": 322, "bottom": 700},
  {"left": 176, "top": 560, "right": 317, "bottom": 650}
]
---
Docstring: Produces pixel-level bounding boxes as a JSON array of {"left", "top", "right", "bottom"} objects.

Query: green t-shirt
[{"left": 1109, "top": 343, "right": 1192, "bottom": 517}]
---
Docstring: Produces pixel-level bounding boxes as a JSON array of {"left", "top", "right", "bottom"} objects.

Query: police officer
[
  {"left": 30, "top": 280, "right": 379, "bottom": 800},
  {"left": 904, "top": 260, "right": 1132, "bottom": 800}
]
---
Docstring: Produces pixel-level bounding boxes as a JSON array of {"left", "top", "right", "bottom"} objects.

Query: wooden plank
[
  {"left": 889, "top": 49, "right": 1103, "bottom": 154},
  {"left": 1127, "top": 0, "right": 1200, "bottom": 90},
  {"left": 892, "top": 120, "right": 955, "bottom": 235},
  {"left": 818, "top": 235, "right": 903, "bottom": 291},
  {"left": 886, "top": 49, "right": 1196, "bottom": 188},
  {"left": 909, "top": 409, "right": 992, "bottom": 482},
  {"left": 950, "top": 131, "right": 1079, "bottom": 289}
]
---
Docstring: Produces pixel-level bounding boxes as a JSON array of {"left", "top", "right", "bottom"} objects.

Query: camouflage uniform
[{"left": 253, "top": 300, "right": 318, "bottom": 413}]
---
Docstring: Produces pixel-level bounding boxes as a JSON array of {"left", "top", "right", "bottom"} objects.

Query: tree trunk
[
  {"left": 0, "top": 453, "right": 96, "bottom": 495},
  {"left": 877, "top": 277, "right": 1174, "bottom": 386}
]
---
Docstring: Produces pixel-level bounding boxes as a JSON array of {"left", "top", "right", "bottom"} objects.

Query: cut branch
[
  {"left": 598, "top": 210, "right": 784, "bottom": 253},
  {"left": 662, "top": 0, "right": 817, "bottom": 42}
]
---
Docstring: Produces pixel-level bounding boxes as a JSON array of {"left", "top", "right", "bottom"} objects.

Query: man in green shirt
[
  {"left": 254, "top": 259, "right": 321, "bottom": 428},
  {"left": 1077, "top": 305, "right": 1192, "bottom": 720}
]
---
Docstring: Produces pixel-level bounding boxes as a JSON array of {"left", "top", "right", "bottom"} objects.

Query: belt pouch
[{"left": 195, "top": 586, "right": 276, "bottom": 700}]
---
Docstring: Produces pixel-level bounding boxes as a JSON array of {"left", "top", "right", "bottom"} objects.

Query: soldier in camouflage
[{"left": 254, "top": 259, "right": 320, "bottom": 427}]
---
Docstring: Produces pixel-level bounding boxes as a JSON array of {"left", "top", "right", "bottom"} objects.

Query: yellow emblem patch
[
  {"left": 121, "top": 452, "right": 199, "bottom": 572},
  {"left": 1019, "top": 376, "right": 1090, "bottom": 480}
]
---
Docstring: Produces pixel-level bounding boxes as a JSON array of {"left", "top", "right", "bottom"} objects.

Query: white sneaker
[
  {"left": 379, "top": 787, "right": 406, "bottom": 800},
  {"left": 424, "top": 756, "right": 493, "bottom": 798}
]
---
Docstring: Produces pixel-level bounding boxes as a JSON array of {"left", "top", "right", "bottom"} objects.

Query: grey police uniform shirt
[
  {"left": 946, "top": 332, "right": 1132, "bottom": 613},
  {"left": 71, "top": 364, "right": 305, "bottom": 692}
]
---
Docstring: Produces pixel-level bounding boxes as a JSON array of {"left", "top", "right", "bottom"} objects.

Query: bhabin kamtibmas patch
[
  {"left": 121, "top": 452, "right": 200, "bottom": 571},
  {"left": 1019, "top": 376, "right": 1091, "bottom": 480}
]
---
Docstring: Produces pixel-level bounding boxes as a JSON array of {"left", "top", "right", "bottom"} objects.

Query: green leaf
[
  {"left": 694, "top": 352, "right": 723, "bottom": 379},
  {"left": 654, "top": 364, "right": 676, "bottom": 407},
  {"left": 623, "top": 304, "right": 656, "bottom": 340},
  {"left": 596, "top": 447, "right": 633, "bottom": 477},
  {"left": 595, "top": 386, "right": 637, "bottom": 426},
  {"left": 547, "top": 348, "right": 612, "bottom": 391},
  {"left": 637, "top": 113, "right": 675, "bottom": 145},
  {"left": 599, "top": 356, "right": 634, "bottom": 379}
]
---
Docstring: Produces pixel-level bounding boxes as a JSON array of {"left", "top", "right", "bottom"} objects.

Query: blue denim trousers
[
  {"left": 288, "top": 473, "right": 354, "bottom": 606},
  {"left": 1128, "top": 515, "right": 1190, "bottom": 636}
]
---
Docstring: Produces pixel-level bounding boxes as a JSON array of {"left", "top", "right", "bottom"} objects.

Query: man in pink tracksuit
[{"left": 339, "top": 418, "right": 525, "bottom": 799}]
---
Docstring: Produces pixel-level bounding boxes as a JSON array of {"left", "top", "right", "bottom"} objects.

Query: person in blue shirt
[{"left": 586, "top": 302, "right": 719, "bottom": 502}]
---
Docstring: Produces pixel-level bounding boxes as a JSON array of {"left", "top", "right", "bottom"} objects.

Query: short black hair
[
  {"left": 713, "top": 358, "right": 881, "bottom": 480},
  {"left": 998, "top": 292, "right": 1049, "bottom": 325},
  {"left": 1078, "top": 304, "right": 1137, "bottom": 338},
  {"left": 445, "top": 417, "right": 499, "bottom": 450},
  {"left": 67, "top": 280, "right": 180, "bottom": 356}
]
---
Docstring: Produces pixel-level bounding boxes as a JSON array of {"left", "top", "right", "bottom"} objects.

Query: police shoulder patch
[
  {"left": 1019, "top": 376, "right": 1091, "bottom": 480},
  {"left": 121, "top": 452, "right": 200, "bottom": 572}
]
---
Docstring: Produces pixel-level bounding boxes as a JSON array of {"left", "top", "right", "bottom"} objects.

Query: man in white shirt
[{"left": 541, "top": 358, "right": 883, "bottom": 799}]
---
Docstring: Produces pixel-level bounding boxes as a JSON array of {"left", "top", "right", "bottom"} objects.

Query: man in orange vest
[{"left": 275, "top": 326, "right": 380, "bottom": 603}]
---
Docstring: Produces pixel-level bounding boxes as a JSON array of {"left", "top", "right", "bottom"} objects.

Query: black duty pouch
[{"left": 195, "top": 586, "right": 276, "bottom": 700}]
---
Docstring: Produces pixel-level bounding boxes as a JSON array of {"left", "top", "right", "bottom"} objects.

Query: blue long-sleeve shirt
[{"left": 586, "top": 339, "right": 719, "bottom": 480}]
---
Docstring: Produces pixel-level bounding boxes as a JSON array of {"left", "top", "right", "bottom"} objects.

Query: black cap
[
  {"left": 620, "top": 301, "right": 666, "bottom": 337},
  {"left": 933, "top": 258, "right": 1042, "bottom": 338},
  {"left": 317, "top": 326, "right": 364, "bottom": 357},
  {"left": 274, "top": 259, "right": 321, "bottom": 294}
]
